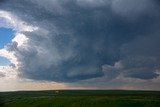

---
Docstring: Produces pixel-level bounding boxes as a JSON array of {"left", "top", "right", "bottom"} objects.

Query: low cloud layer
[
  {"left": 0, "top": 0, "right": 160, "bottom": 84},
  {"left": 0, "top": 72, "right": 5, "bottom": 78}
]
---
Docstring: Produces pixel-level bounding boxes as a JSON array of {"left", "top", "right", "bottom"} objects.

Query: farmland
[{"left": 0, "top": 90, "right": 160, "bottom": 107}]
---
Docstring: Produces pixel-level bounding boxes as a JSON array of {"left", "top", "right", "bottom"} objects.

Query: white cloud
[
  {"left": 0, "top": 10, "right": 39, "bottom": 91},
  {"left": 0, "top": 10, "right": 38, "bottom": 32},
  {"left": 12, "top": 33, "right": 28, "bottom": 47},
  {"left": 0, "top": 9, "right": 38, "bottom": 65},
  {"left": 0, "top": 49, "right": 17, "bottom": 65}
]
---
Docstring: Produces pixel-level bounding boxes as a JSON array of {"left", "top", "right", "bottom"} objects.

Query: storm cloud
[{"left": 0, "top": 0, "right": 160, "bottom": 83}]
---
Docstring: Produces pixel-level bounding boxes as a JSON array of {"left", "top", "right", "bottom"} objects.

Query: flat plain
[{"left": 0, "top": 90, "right": 160, "bottom": 107}]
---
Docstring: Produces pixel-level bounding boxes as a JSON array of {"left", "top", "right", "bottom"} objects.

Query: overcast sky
[{"left": 0, "top": 0, "right": 160, "bottom": 91}]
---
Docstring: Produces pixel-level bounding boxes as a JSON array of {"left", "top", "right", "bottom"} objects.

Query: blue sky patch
[
  {"left": 0, "top": 27, "right": 15, "bottom": 48},
  {"left": 0, "top": 56, "right": 10, "bottom": 66}
]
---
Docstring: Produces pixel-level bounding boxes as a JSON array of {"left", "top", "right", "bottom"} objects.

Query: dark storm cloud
[{"left": 0, "top": 0, "right": 160, "bottom": 82}]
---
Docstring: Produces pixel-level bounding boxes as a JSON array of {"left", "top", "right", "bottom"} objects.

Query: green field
[{"left": 0, "top": 90, "right": 160, "bottom": 107}]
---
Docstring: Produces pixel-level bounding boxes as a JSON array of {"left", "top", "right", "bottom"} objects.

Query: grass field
[{"left": 0, "top": 90, "right": 160, "bottom": 107}]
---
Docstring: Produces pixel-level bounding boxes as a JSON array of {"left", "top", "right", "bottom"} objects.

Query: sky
[
  {"left": 0, "top": 28, "right": 14, "bottom": 48},
  {"left": 0, "top": 0, "right": 160, "bottom": 91},
  {"left": 0, "top": 28, "right": 14, "bottom": 66}
]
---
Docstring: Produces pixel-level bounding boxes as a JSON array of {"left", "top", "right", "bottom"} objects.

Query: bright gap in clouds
[
  {"left": 0, "top": 27, "right": 15, "bottom": 65},
  {"left": 0, "top": 27, "right": 15, "bottom": 48},
  {"left": 0, "top": 56, "right": 10, "bottom": 66}
]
